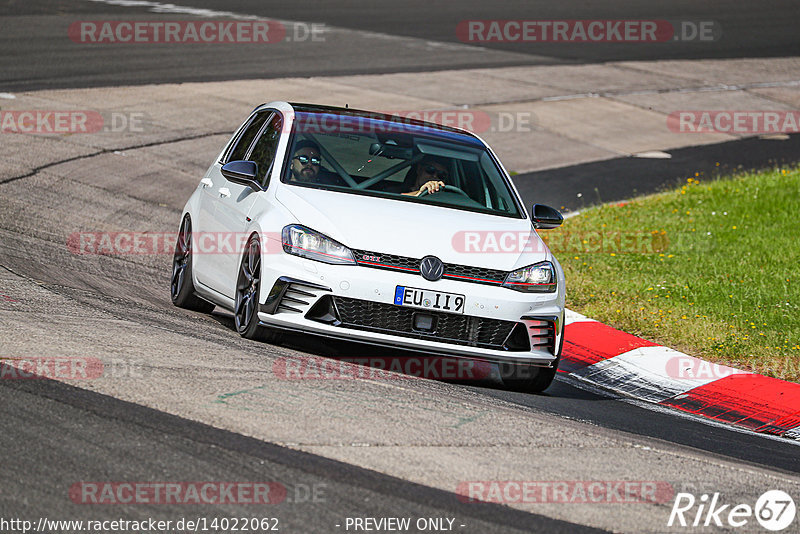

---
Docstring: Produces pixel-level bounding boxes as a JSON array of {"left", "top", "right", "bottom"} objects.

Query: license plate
[{"left": 394, "top": 286, "right": 465, "bottom": 314}]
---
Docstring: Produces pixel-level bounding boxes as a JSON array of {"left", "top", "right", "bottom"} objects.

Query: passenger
[{"left": 288, "top": 140, "right": 324, "bottom": 183}]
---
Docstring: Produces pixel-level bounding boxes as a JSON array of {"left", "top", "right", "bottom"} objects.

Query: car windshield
[{"left": 281, "top": 110, "right": 523, "bottom": 218}]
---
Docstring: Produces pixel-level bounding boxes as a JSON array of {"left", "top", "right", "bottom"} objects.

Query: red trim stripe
[
  {"left": 357, "top": 260, "right": 418, "bottom": 272},
  {"left": 442, "top": 273, "right": 502, "bottom": 284}
]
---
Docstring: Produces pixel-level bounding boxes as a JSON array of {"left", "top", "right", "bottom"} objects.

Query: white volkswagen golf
[{"left": 171, "top": 102, "right": 566, "bottom": 392}]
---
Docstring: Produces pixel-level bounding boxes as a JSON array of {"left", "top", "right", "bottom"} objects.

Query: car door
[
  {"left": 194, "top": 111, "right": 271, "bottom": 293},
  {"left": 213, "top": 111, "right": 284, "bottom": 299}
]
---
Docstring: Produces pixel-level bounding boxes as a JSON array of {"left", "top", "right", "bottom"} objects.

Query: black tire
[
  {"left": 171, "top": 215, "right": 215, "bottom": 313},
  {"left": 500, "top": 360, "right": 558, "bottom": 393},
  {"left": 500, "top": 322, "right": 565, "bottom": 393},
  {"left": 234, "top": 234, "right": 283, "bottom": 344}
]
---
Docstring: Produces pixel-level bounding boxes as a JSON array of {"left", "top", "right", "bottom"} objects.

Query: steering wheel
[{"left": 417, "top": 184, "right": 471, "bottom": 199}]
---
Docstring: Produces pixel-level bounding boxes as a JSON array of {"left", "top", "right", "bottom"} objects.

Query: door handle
[
  {"left": 200, "top": 178, "right": 213, "bottom": 188},
  {"left": 218, "top": 187, "right": 231, "bottom": 198}
]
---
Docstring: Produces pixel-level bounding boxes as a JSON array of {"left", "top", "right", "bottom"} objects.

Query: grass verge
[{"left": 547, "top": 167, "right": 800, "bottom": 382}]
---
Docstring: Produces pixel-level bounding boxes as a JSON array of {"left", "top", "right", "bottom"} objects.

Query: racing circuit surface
[
  {"left": 1, "top": 2, "right": 800, "bottom": 533},
  {"left": 4, "top": 0, "right": 800, "bottom": 91}
]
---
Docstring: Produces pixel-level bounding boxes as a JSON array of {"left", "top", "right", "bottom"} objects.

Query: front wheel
[
  {"left": 234, "top": 234, "right": 283, "bottom": 344},
  {"left": 500, "top": 323, "right": 565, "bottom": 393},
  {"left": 500, "top": 359, "right": 559, "bottom": 393}
]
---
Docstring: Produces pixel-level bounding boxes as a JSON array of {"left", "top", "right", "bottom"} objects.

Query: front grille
[
  {"left": 352, "top": 250, "right": 418, "bottom": 272},
  {"left": 331, "top": 296, "right": 524, "bottom": 350},
  {"left": 443, "top": 264, "right": 507, "bottom": 284},
  {"left": 352, "top": 249, "right": 507, "bottom": 286}
]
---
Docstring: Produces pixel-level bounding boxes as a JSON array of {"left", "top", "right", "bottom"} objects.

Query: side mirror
[
  {"left": 531, "top": 204, "right": 563, "bottom": 229},
  {"left": 221, "top": 160, "right": 262, "bottom": 191}
]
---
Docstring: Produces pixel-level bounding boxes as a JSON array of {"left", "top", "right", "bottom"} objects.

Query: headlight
[
  {"left": 503, "top": 261, "right": 557, "bottom": 293},
  {"left": 282, "top": 225, "right": 356, "bottom": 265}
]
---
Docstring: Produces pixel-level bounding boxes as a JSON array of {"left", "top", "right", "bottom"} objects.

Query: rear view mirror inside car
[{"left": 369, "top": 142, "right": 412, "bottom": 160}]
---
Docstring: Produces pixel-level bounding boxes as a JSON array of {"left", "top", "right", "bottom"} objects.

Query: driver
[{"left": 402, "top": 156, "right": 449, "bottom": 196}]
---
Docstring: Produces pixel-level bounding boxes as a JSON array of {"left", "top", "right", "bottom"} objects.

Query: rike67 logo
[{"left": 668, "top": 490, "right": 796, "bottom": 531}]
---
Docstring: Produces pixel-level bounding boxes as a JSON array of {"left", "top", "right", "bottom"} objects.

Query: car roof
[
  {"left": 283, "top": 102, "right": 477, "bottom": 136},
  {"left": 282, "top": 102, "right": 488, "bottom": 149}
]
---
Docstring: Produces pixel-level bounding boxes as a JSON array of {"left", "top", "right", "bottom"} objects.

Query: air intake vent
[
  {"left": 261, "top": 277, "right": 331, "bottom": 315},
  {"left": 527, "top": 319, "right": 556, "bottom": 354},
  {"left": 276, "top": 283, "right": 316, "bottom": 313}
]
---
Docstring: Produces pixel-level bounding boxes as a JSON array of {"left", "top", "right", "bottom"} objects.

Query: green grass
[{"left": 546, "top": 167, "right": 800, "bottom": 382}]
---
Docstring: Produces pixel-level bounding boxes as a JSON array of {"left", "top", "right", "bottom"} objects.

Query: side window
[
  {"left": 248, "top": 113, "right": 283, "bottom": 185},
  {"left": 226, "top": 112, "right": 269, "bottom": 163}
]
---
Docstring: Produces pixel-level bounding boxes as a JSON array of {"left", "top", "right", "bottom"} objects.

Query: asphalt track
[
  {"left": 3, "top": 0, "right": 800, "bottom": 90},
  {"left": 0, "top": 377, "right": 602, "bottom": 533},
  {"left": 515, "top": 134, "right": 800, "bottom": 212},
  {"left": 2, "top": 1, "right": 800, "bottom": 533}
]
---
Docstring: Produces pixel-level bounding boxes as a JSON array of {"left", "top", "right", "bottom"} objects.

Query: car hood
[{"left": 275, "top": 186, "right": 551, "bottom": 271}]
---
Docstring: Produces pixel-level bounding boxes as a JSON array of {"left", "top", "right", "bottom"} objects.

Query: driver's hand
[{"left": 416, "top": 180, "right": 445, "bottom": 196}]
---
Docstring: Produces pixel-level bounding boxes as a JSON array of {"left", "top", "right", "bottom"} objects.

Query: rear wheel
[
  {"left": 234, "top": 234, "right": 283, "bottom": 344},
  {"left": 170, "top": 215, "right": 215, "bottom": 313}
]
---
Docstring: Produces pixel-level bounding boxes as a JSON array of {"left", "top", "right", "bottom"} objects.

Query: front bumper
[{"left": 257, "top": 255, "right": 564, "bottom": 367}]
